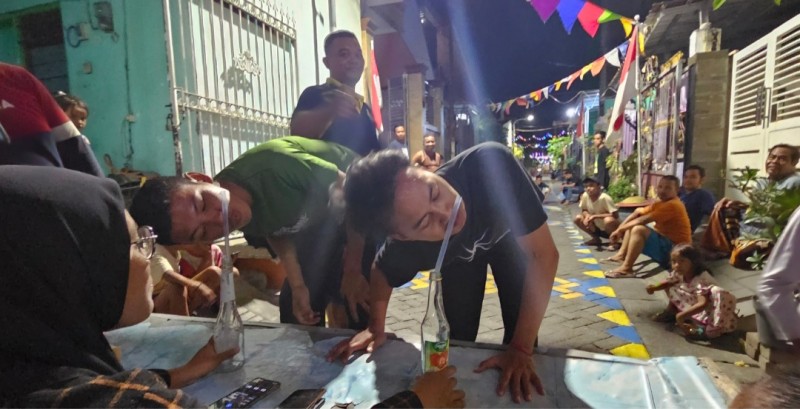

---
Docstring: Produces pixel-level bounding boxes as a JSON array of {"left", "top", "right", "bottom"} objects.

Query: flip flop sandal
[{"left": 605, "top": 270, "right": 635, "bottom": 279}]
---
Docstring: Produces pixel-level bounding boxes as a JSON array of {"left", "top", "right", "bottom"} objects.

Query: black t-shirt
[
  {"left": 292, "top": 84, "right": 381, "bottom": 157},
  {"left": 376, "top": 142, "right": 548, "bottom": 287}
]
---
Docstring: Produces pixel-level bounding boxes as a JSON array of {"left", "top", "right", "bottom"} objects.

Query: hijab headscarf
[{"left": 0, "top": 165, "right": 130, "bottom": 398}]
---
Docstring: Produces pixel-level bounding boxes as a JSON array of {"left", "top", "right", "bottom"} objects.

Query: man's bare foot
[{"left": 601, "top": 255, "right": 624, "bottom": 264}]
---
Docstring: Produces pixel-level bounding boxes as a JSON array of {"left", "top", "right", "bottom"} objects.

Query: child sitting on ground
[
  {"left": 150, "top": 243, "right": 224, "bottom": 316},
  {"left": 646, "top": 243, "right": 737, "bottom": 340}
]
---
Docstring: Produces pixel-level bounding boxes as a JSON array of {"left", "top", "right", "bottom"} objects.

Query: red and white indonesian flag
[
  {"left": 607, "top": 26, "right": 637, "bottom": 138},
  {"left": 368, "top": 48, "right": 384, "bottom": 133}
]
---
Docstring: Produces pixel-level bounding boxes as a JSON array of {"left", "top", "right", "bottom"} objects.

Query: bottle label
[
  {"left": 220, "top": 270, "right": 235, "bottom": 303},
  {"left": 423, "top": 340, "right": 449, "bottom": 372}
]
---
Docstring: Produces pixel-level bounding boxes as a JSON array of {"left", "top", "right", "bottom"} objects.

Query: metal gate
[
  {"left": 728, "top": 13, "right": 800, "bottom": 199},
  {"left": 163, "top": 0, "right": 297, "bottom": 175}
]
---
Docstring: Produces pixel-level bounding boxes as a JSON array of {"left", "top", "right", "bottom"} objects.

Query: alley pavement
[{"left": 231, "top": 178, "right": 764, "bottom": 389}]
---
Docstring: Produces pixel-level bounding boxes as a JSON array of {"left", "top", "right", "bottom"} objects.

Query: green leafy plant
[
  {"left": 746, "top": 251, "right": 767, "bottom": 271},
  {"left": 607, "top": 177, "right": 638, "bottom": 203},
  {"left": 605, "top": 153, "right": 639, "bottom": 202},
  {"left": 546, "top": 135, "right": 572, "bottom": 170},
  {"left": 729, "top": 166, "right": 800, "bottom": 241}
]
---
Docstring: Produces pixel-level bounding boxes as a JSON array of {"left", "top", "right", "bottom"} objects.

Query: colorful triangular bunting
[
  {"left": 577, "top": 1, "right": 605, "bottom": 37},
  {"left": 590, "top": 56, "right": 605, "bottom": 76},
  {"left": 557, "top": 0, "right": 583, "bottom": 34},
  {"left": 530, "top": 0, "right": 560, "bottom": 22}
]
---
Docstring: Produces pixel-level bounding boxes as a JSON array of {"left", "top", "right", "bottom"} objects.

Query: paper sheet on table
[{"left": 106, "top": 319, "right": 726, "bottom": 408}]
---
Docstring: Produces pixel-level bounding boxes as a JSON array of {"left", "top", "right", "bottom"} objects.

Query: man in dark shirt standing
[
  {"left": 290, "top": 30, "right": 380, "bottom": 157},
  {"left": 593, "top": 131, "right": 611, "bottom": 190},
  {"left": 679, "top": 164, "right": 716, "bottom": 233}
]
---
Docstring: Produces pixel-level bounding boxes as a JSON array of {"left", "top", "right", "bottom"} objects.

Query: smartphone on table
[
  {"left": 276, "top": 388, "right": 327, "bottom": 409},
  {"left": 208, "top": 377, "right": 280, "bottom": 409}
]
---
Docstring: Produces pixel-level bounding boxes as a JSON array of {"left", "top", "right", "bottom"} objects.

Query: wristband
[{"left": 509, "top": 341, "right": 534, "bottom": 356}]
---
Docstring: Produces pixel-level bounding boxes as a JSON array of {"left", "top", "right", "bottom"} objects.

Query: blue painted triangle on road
[
  {"left": 551, "top": 290, "right": 560, "bottom": 297},
  {"left": 606, "top": 325, "right": 642, "bottom": 343},
  {"left": 593, "top": 297, "right": 623, "bottom": 310},
  {"left": 582, "top": 293, "right": 605, "bottom": 302}
]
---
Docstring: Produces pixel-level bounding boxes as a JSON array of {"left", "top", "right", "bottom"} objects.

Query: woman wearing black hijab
[{"left": 0, "top": 166, "right": 236, "bottom": 407}]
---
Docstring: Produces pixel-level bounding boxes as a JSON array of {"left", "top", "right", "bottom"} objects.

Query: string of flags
[
  {"left": 489, "top": 36, "right": 635, "bottom": 116},
  {"left": 527, "top": 0, "right": 634, "bottom": 38}
]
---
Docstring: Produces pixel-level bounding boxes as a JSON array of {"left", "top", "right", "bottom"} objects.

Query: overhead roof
[{"left": 644, "top": 0, "right": 800, "bottom": 57}]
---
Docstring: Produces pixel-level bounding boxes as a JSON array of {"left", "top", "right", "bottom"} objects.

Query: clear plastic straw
[{"left": 432, "top": 195, "right": 462, "bottom": 280}]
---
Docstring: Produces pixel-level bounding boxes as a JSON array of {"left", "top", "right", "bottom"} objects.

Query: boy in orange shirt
[{"left": 605, "top": 176, "right": 691, "bottom": 278}]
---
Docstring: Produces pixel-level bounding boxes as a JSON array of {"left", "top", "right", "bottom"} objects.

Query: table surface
[{"left": 105, "top": 314, "right": 728, "bottom": 408}]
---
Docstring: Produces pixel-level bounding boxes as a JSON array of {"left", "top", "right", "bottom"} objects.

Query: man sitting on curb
[
  {"left": 604, "top": 176, "right": 692, "bottom": 278},
  {"left": 702, "top": 144, "right": 800, "bottom": 256},
  {"left": 561, "top": 169, "right": 577, "bottom": 204},
  {"left": 574, "top": 177, "right": 620, "bottom": 247},
  {"left": 679, "top": 164, "right": 715, "bottom": 234}
]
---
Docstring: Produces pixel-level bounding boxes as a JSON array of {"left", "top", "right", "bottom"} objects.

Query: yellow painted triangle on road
[
  {"left": 554, "top": 277, "right": 572, "bottom": 285},
  {"left": 590, "top": 286, "right": 617, "bottom": 298},
  {"left": 579, "top": 257, "right": 599, "bottom": 264},
  {"left": 610, "top": 343, "right": 650, "bottom": 360},
  {"left": 410, "top": 278, "right": 429, "bottom": 290},
  {"left": 561, "top": 292, "right": 584, "bottom": 299},
  {"left": 552, "top": 286, "right": 573, "bottom": 294},
  {"left": 598, "top": 310, "right": 631, "bottom": 326},
  {"left": 584, "top": 270, "right": 605, "bottom": 278},
  {"left": 574, "top": 249, "right": 592, "bottom": 254}
]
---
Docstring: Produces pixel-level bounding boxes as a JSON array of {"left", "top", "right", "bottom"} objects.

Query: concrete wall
[
  {"left": 61, "top": 0, "right": 172, "bottom": 175},
  {"left": 687, "top": 51, "right": 731, "bottom": 200}
]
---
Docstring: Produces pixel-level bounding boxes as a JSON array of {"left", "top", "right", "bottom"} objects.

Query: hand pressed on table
[{"left": 474, "top": 348, "right": 544, "bottom": 403}]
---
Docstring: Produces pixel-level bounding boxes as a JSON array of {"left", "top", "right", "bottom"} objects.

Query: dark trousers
[
  {"left": 278, "top": 218, "right": 371, "bottom": 330},
  {"left": 440, "top": 234, "right": 526, "bottom": 344}
]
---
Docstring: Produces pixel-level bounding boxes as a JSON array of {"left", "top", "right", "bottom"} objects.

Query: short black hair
[
  {"left": 582, "top": 177, "right": 599, "bottom": 186},
  {"left": 129, "top": 177, "right": 192, "bottom": 245},
  {"left": 324, "top": 30, "right": 359, "bottom": 55},
  {"left": 594, "top": 131, "right": 606, "bottom": 140},
  {"left": 684, "top": 164, "right": 706, "bottom": 178},
  {"left": 661, "top": 175, "right": 680, "bottom": 189},
  {"left": 769, "top": 143, "right": 800, "bottom": 164},
  {"left": 564, "top": 169, "right": 573, "bottom": 174},
  {"left": 534, "top": 175, "right": 542, "bottom": 179},
  {"left": 344, "top": 150, "right": 410, "bottom": 237}
]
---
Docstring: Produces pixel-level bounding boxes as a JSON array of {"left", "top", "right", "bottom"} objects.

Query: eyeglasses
[{"left": 131, "top": 226, "right": 158, "bottom": 260}]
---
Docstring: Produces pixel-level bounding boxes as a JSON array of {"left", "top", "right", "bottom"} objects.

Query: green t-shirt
[{"left": 214, "top": 136, "right": 358, "bottom": 238}]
